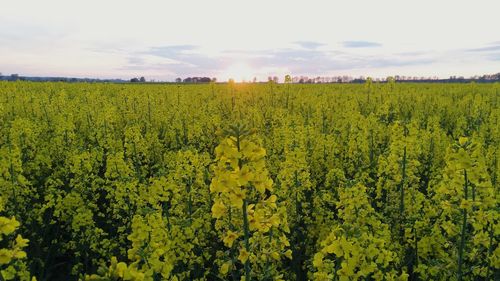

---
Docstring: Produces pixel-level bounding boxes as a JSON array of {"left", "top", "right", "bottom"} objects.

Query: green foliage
[{"left": 0, "top": 81, "right": 498, "bottom": 280}]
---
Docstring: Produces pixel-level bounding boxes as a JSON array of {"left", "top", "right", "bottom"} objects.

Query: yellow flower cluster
[
  {"left": 0, "top": 81, "right": 499, "bottom": 280},
  {"left": 416, "top": 137, "right": 499, "bottom": 279},
  {"left": 210, "top": 125, "right": 290, "bottom": 280},
  {"left": 0, "top": 198, "right": 34, "bottom": 281},
  {"left": 313, "top": 184, "right": 407, "bottom": 280},
  {"left": 84, "top": 257, "right": 145, "bottom": 281}
]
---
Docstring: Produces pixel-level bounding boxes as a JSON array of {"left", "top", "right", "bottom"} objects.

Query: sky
[{"left": 1, "top": 0, "right": 500, "bottom": 82}]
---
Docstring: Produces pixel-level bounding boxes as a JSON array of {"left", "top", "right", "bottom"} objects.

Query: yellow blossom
[
  {"left": 313, "top": 252, "right": 324, "bottom": 268},
  {"left": 223, "top": 230, "right": 239, "bottom": 248},
  {"left": 0, "top": 249, "right": 12, "bottom": 264},
  {"left": 211, "top": 200, "right": 227, "bottom": 219},
  {"left": 15, "top": 235, "right": 29, "bottom": 248},
  {"left": 0, "top": 217, "right": 20, "bottom": 235},
  {"left": 270, "top": 251, "right": 280, "bottom": 260},
  {"left": 238, "top": 249, "right": 249, "bottom": 263},
  {"left": 220, "top": 262, "right": 231, "bottom": 275}
]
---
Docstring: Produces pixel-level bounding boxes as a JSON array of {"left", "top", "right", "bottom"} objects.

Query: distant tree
[
  {"left": 273, "top": 76, "right": 279, "bottom": 83},
  {"left": 212, "top": 77, "right": 217, "bottom": 83},
  {"left": 252, "top": 77, "right": 257, "bottom": 83},
  {"left": 175, "top": 78, "right": 182, "bottom": 83},
  {"left": 284, "top": 74, "right": 292, "bottom": 83},
  {"left": 139, "top": 77, "right": 146, "bottom": 82},
  {"left": 130, "top": 77, "right": 139, "bottom": 82}
]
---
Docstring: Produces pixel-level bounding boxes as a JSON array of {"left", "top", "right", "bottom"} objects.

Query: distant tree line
[
  {"left": 130, "top": 77, "right": 146, "bottom": 83},
  {"left": 287, "top": 73, "right": 500, "bottom": 84},
  {"left": 0, "top": 73, "right": 126, "bottom": 83},
  {"left": 175, "top": 77, "right": 216, "bottom": 83},
  {"left": 2, "top": 72, "right": 500, "bottom": 84}
]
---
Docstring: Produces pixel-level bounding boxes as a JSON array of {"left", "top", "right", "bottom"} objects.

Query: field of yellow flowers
[{"left": 0, "top": 81, "right": 498, "bottom": 281}]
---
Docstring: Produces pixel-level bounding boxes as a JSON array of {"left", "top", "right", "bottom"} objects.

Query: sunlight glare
[{"left": 222, "top": 62, "right": 256, "bottom": 82}]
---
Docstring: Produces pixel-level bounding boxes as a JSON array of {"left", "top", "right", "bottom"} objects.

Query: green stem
[
  {"left": 8, "top": 139, "right": 18, "bottom": 210},
  {"left": 132, "top": 142, "right": 142, "bottom": 182},
  {"left": 294, "top": 171, "right": 306, "bottom": 280},
  {"left": 486, "top": 223, "right": 494, "bottom": 279},
  {"left": 235, "top": 129, "right": 251, "bottom": 281},
  {"left": 414, "top": 227, "right": 418, "bottom": 269},
  {"left": 147, "top": 94, "right": 152, "bottom": 124},
  {"left": 228, "top": 209, "right": 238, "bottom": 281},
  {"left": 242, "top": 199, "right": 251, "bottom": 281},
  {"left": 186, "top": 179, "right": 193, "bottom": 225},
  {"left": 399, "top": 146, "right": 407, "bottom": 243},
  {"left": 263, "top": 228, "right": 274, "bottom": 279},
  {"left": 163, "top": 201, "right": 171, "bottom": 232},
  {"left": 457, "top": 169, "right": 468, "bottom": 281}
]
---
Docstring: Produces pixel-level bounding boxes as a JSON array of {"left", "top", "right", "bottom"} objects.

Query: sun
[{"left": 222, "top": 62, "right": 256, "bottom": 82}]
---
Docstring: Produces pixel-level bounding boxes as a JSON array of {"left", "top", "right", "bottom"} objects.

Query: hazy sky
[{"left": 1, "top": 0, "right": 499, "bottom": 81}]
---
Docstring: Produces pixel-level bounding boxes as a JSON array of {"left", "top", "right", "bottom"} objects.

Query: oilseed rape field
[{"left": 0, "top": 81, "right": 498, "bottom": 281}]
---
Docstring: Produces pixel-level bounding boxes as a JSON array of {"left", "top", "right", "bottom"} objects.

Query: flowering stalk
[{"left": 210, "top": 124, "right": 290, "bottom": 280}]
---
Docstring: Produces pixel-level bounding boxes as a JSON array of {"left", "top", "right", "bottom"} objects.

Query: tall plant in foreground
[
  {"left": 210, "top": 124, "right": 291, "bottom": 281},
  {"left": 416, "top": 137, "right": 499, "bottom": 280}
]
